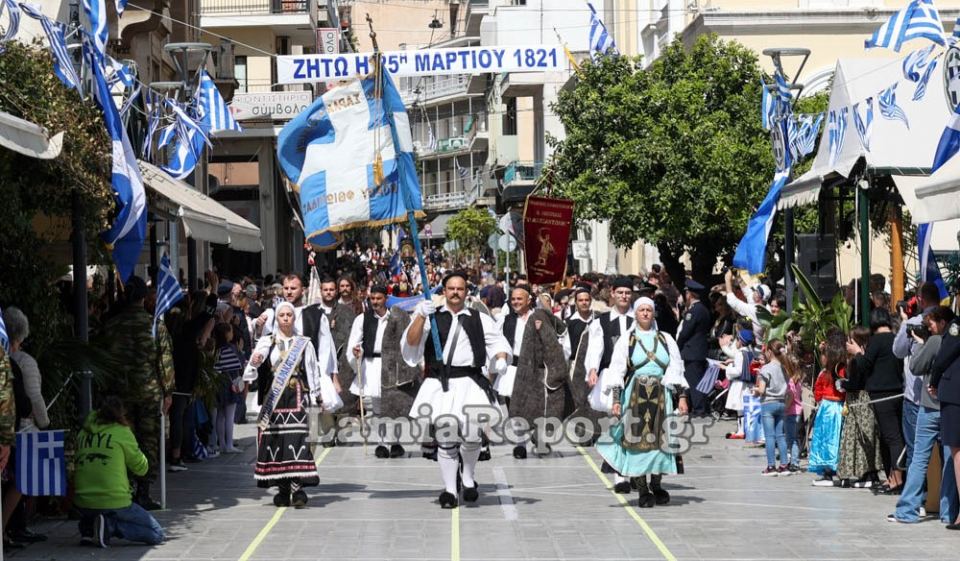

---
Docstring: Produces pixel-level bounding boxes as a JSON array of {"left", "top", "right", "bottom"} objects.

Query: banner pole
[{"left": 367, "top": 14, "right": 444, "bottom": 362}]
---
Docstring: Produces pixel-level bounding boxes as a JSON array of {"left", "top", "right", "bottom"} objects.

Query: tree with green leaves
[
  {"left": 551, "top": 34, "right": 788, "bottom": 281},
  {"left": 446, "top": 207, "right": 496, "bottom": 268}
]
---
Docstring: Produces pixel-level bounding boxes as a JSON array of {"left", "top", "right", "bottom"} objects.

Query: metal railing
[
  {"left": 503, "top": 161, "right": 543, "bottom": 185},
  {"left": 404, "top": 74, "right": 470, "bottom": 103},
  {"left": 200, "top": 0, "right": 308, "bottom": 16},
  {"left": 422, "top": 176, "right": 481, "bottom": 211}
]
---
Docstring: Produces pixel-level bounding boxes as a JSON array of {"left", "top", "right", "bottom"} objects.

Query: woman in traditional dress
[
  {"left": 244, "top": 302, "right": 340, "bottom": 508},
  {"left": 836, "top": 327, "right": 884, "bottom": 487},
  {"left": 596, "top": 297, "right": 689, "bottom": 508}
]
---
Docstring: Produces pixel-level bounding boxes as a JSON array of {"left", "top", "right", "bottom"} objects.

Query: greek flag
[
  {"left": 828, "top": 107, "right": 848, "bottom": 168},
  {"left": 774, "top": 71, "right": 792, "bottom": 102},
  {"left": 587, "top": 2, "right": 617, "bottom": 57},
  {"left": 276, "top": 62, "right": 424, "bottom": 247},
  {"left": 789, "top": 113, "right": 823, "bottom": 160},
  {"left": 16, "top": 430, "right": 67, "bottom": 497},
  {"left": 18, "top": 4, "right": 81, "bottom": 92},
  {"left": 954, "top": 16, "right": 960, "bottom": 42},
  {"left": 879, "top": 83, "right": 909, "bottom": 127},
  {"left": 932, "top": 106, "right": 960, "bottom": 173},
  {"left": 918, "top": 223, "right": 949, "bottom": 300},
  {"left": 115, "top": 0, "right": 127, "bottom": 16},
  {"left": 153, "top": 253, "right": 184, "bottom": 337},
  {"left": 1, "top": 0, "right": 21, "bottom": 52},
  {"left": 853, "top": 98, "right": 875, "bottom": 152},
  {"left": 0, "top": 305, "right": 9, "bottom": 355},
  {"left": 81, "top": 0, "right": 107, "bottom": 55},
  {"left": 865, "top": 0, "right": 945, "bottom": 51},
  {"left": 161, "top": 99, "right": 210, "bottom": 180},
  {"left": 732, "top": 170, "right": 791, "bottom": 275},
  {"left": 903, "top": 44, "right": 936, "bottom": 81},
  {"left": 142, "top": 90, "right": 162, "bottom": 161},
  {"left": 196, "top": 70, "right": 242, "bottom": 134},
  {"left": 914, "top": 58, "right": 938, "bottom": 100},
  {"left": 88, "top": 41, "right": 147, "bottom": 282},
  {"left": 761, "top": 82, "right": 775, "bottom": 131}
]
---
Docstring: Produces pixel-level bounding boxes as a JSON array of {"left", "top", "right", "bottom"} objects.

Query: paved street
[{"left": 10, "top": 417, "right": 959, "bottom": 561}]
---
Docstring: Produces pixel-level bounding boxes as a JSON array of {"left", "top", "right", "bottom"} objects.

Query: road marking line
[
  {"left": 576, "top": 446, "right": 677, "bottom": 561},
  {"left": 492, "top": 467, "right": 519, "bottom": 521},
  {"left": 451, "top": 505, "right": 460, "bottom": 561},
  {"left": 237, "top": 445, "right": 334, "bottom": 561}
]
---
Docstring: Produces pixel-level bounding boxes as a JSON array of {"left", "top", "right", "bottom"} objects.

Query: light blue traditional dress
[{"left": 596, "top": 327, "right": 689, "bottom": 477}]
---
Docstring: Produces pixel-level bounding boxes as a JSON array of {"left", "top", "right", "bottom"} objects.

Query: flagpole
[{"left": 367, "top": 14, "right": 443, "bottom": 363}]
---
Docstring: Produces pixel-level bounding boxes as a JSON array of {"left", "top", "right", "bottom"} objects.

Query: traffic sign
[
  {"left": 424, "top": 223, "right": 433, "bottom": 237},
  {"left": 498, "top": 235, "right": 517, "bottom": 252},
  {"left": 487, "top": 233, "right": 500, "bottom": 251}
]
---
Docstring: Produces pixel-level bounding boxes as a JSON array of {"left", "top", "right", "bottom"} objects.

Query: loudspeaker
[{"left": 796, "top": 233, "right": 837, "bottom": 302}]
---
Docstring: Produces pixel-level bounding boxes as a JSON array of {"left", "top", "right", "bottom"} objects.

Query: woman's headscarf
[{"left": 633, "top": 296, "right": 658, "bottom": 332}]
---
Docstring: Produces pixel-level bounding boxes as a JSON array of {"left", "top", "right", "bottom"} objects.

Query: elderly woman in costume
[
  {"left": 595, "top": 297, "right": 689, "bottom": 508},
  {"left": 245, "top": 301, "right": 341, "bottom": 508}
]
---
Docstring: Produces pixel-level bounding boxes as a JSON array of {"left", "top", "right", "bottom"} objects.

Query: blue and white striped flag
[
  {"left": 115, "top": 0, "right": 127, "bottom": 17},
  {"left": 760, "top": 82, "right": 775, "bottom": 131},
  {"left": 87, "top": 41, "right": 147, "bottom": 282},
  {"left": 918, "top": 223, "right": 949, "bottom": 300},
  {"left": 16, "top": 430, "right": 66, "bottom": 497},
  {"left": 789, "top": 113, "right": 823, "bottom": 160},
  {"left": 195, "top": 70, "right": 242, "bottom": 134},
  {"left": 879, "top": 83, "right": 910, "bottom": 128},
  {"left": 914, "top": 58, "right": 938, "bottom": 101},
  {"left": 153, "top": 253, "right": 184, "bottom": 337},
  {"left": 774, "top": 71, "right": 792, "bottom": 102},
  {"left": 853, "top": 98, "right": 875, "bottom": 152},
  {"left": 81, "top": 0, "right": 107, "bottom": 55},
  {"left": 865, "top": 0, "right": 945, "bottom": 51},
  {"left": 20, "top": 4, "right": 82, "bottom": 91},
  {"left": 732, "top": 169, "right": 791, "bottom": 275},
  {"left": 0, "top": 305, "right": 9, "bottom": 355},
  {"left": 828, "top": 107, "right": 848, "bottom": 168},
  {"left": 276, "top": 62, "right": 424, "bottom": 247},
  {"left": 1, "top": 0, "right": 22, "bottom": 52},
  {"left": 903, "top": 44, "right": 936, "bottom": 81},
  {"left": 932, "top": 106, "right": 960, "bottom": 173},
  {"left": 161, "top": 126, "right": 205, "bottom": 180},
  {"left": 587, "top": 2, "right": 617, "bottom": 58},
  {"left": 953, "top": 15, "right": 960, "bottom": 42}
]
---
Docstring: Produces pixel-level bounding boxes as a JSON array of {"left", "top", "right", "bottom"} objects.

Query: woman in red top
[{"left": 809, "top": 331, "right": 846, "bottom": 481}]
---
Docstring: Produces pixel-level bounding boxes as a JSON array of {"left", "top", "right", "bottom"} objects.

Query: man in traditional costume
[
  {"left": 497, "top": 286, "right": 569, "bottom": 458},
  {"left": 564, "top": 288, "right": 603, "bottom": 442},
  {"left": 585, "top": 277, "right": 635, "bottom": 403},
  {"left": 245, "top": 302, "right": 341, "bottom": 507},
  {"left": 596, "top": 298, "right": 690, "bottom": 507},
  {"left": 318, "top": 276, "right": 358, "bottom": 413},
  {"left": 402, "top": 272, "right": 511, "bottom": 509},
  {"left": 348, "top": 285, "right": 419, "bottom": 458}
]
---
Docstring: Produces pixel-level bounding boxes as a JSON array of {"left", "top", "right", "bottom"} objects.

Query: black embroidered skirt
[{"left": 255, "top": 376, "right": 319, "bottom": 488}]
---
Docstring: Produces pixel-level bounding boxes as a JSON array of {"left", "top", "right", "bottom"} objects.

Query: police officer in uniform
[
  {"left": 676, "top": 280, "right": 712, "bottom": 417},
  {"left": 930, "top": 315, "right": 960, "bottom": 529}
]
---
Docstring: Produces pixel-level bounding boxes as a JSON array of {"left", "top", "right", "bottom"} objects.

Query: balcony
[
  {"left": 502, "top": 160, "right": 543, "bottom": 205},
  {"left": 422, "top": 171, "right": 482, "bottom": 212},
  {"left": 403, "top": 75, "right": 474, "bottom": 106},
  {"left": 199, "top": 0, "right": 316, "bottom": 39}
]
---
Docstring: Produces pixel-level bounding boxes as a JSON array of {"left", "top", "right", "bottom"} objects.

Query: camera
[{"left": 907, "top": 324, "right": 930, "bottom": 340}]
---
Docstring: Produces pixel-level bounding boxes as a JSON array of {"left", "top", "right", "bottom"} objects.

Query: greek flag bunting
[
  {"left": 160, "top": 99, "right": 210, "bottom": 180},
  {"left": 732, "top": 170, "right": 791, "bottom": 275},
  {"left": 954, "top": 16, "right": 960, "bottom": 41},
  {"left": 879, "top": 83, "right": 910, "bottom": 127},
  {"left": 828, "top": 107, "right": 848, "bottom": 168},
  {"left": 931, "top": 106, "right": 960, "bottom": 173},
  {"left": 153, "top": 253, "right": 184, "bottom": 337},
  {"left": 18, "top": 4, "right": 81, "bottom": 92},
  {"left": 903, "top": 44, "right": 936, "bottom": 81},
  {"left": 88, "top": 41, "right": 147, "bottom": 282},
  {"left": 0, "top": 305, "right": 9, "bottom": 354},
  {"left": 587, "top": 2, "right": 617, "bottom": 57},
  {"left": 853, "top": 98, "right": 875, "bottom": 152},
  {"left": 196, "top": 71, "right": 242, "bottom": 134},
  {"left": 918, "top": 223, "right": 949, "bottom": 300},
  {"left": 789, "top": 113, "right": 823, "bottom": 160},
  {"left": 276, "top": 62, "right": 424, "bottom": 245},
  {"left": 81, "top": 0, "right": 107, "bottom": 54},
  {"left": 914, "top": 57, "right": 939, "bottom": 101},
  {"left": 865, "top": 0, "right": 945, "bottom": 52},
  {"left": 0, "top": 0, "right": 21, "bottom": 51},
  {"left": 16, "top": 430, "right": 67, "bottom": 497},
  {"left": 761, "top": 82, "right": 775, "bottom": 131},
  {"left": 774, "top": 71, "right": 792, "bottom": 102}
]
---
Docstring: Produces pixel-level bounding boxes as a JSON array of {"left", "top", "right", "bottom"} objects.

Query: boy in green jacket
[{"left": 75, "top": 396, "right": 164, "bottom": 547}]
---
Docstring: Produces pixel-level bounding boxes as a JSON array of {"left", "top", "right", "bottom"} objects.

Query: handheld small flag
[
  {"left": 16, "top": 430, "right": 67, "bottom": 496},
  {"left": 153, "top": 253, "right": 184, "bottom": 337},
  {"left": 865, "top": 0, "right": 945, "bottom": 52}
]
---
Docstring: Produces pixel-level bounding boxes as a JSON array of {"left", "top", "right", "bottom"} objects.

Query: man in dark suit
[{"left": 676, "top": 280, "right": 712, "bottom": 417}]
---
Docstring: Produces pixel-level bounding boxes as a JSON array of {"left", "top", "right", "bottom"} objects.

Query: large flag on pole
[
  {"left": 864, "top": 0, "right": 945, "bottom": 52},
  {"left": 587, "top": 2, "right": 618, "bottom": 57},
  {"left": 917, "top": 222, "right": 949, "bottom": 300},
  {"left": 732, "top": 170, "right": 791, "bottom": 275},
  {"left": 276, "top": 63, "right": 424, "bottom": 246},
  {"left": 87, "top": 41, "right": 147, "bottom": 282}
]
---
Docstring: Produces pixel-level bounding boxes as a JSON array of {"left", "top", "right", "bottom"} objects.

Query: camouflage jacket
[
  {"left": 155, "top": 319, "right": 175, "bottom": 397},
  {"left": 103, "top": 306, "right": 162, "bottom": 405},
  {"left": 0, "top": 354, "right": 15, "bottom": 446}
]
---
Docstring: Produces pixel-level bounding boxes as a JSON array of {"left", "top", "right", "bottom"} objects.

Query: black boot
[
  {"left": 291, "top": 490, "right": 308, "bottom": 508},
  {"left": 135, "top": 481, "right": 162, "bottom": 511},
  {"left": 274, "top": 483, "right": 291, "bottom": 507},
  {"left": 512, "top": 445, "right": 527, "bottom": 459},
  {"left": 375, "top": 445, "right": 390, "bottom": 459},
  {"left": 390, "top": 444, "right": 406, "bottom": 458},
  {"left": 613, "top": 479, "right": 632, "bottom": 494},
  {"left": 650, "top": 474, "right": 670, "bottom": 505},
  {"left": 463, "top": 481, "right": 479, "bottom": 502},
  {"left": 636, "top": 476, "right": 655, "bottom": 508},
  {"left": 439, "top": 491, "right": 458, "bottom": 509}
]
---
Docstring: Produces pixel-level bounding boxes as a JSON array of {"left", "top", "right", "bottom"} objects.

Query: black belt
[
  {"left": 366, "top": 352, "right": 382, "bottom": 358},
  {"left": 428, "top": 365, "right": 498, "bottom": 405},
  {"left": 512, "top": 356, "right": 520, "bottom": 367}
]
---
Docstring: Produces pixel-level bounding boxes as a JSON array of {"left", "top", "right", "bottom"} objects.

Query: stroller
[{"left": 695, "top": 360, "right": 733, "bottom": 420}]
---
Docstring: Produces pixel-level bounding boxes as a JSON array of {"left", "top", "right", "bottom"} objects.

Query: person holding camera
[
  {"left": 889, "top": 306, "right": 959, "bottom": 524},
  {"left": 894, "top": 282, "right": 943, "bottom": 472}
]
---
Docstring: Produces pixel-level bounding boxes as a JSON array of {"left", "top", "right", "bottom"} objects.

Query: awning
[
  {"left": 418, "top": 212, "right": 454, "bottom": 239},
  {"left": 139, "top": 161, "right": 263, "bottom": 252},
  {"left": 778, "top": 171, "right": 823, "bottom": 209},
  {"left": 0, "top": 111, "right": 63, "bottom": 159}
]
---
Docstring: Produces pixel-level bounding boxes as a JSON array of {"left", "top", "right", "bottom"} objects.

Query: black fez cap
[
  {"left": 369, "top": 284, "right": 388, "bottom": 295},
  {"left": 612, "top": 276, "right": 633, "bottom": 290}
]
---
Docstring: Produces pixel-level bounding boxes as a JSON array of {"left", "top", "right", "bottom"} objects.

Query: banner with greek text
[{"left": 277, "top": 45, "right": 564, "bottom": 84}]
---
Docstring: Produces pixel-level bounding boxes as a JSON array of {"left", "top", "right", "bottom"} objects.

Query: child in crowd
[
  {"left": 754, "top": 340, "right": 792, "bottom": 475},
  {"left": 723, "top": 329, "right": 757, "bottom": 440},
  {"left": 784, "top": 358, "right": 804, "bottom": 473},
  {"left": 213, "top": 323, "right": 244, "bottom": 454},
  {"left": 810, "top": 331, "right": 847, "bottom": 484}
]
